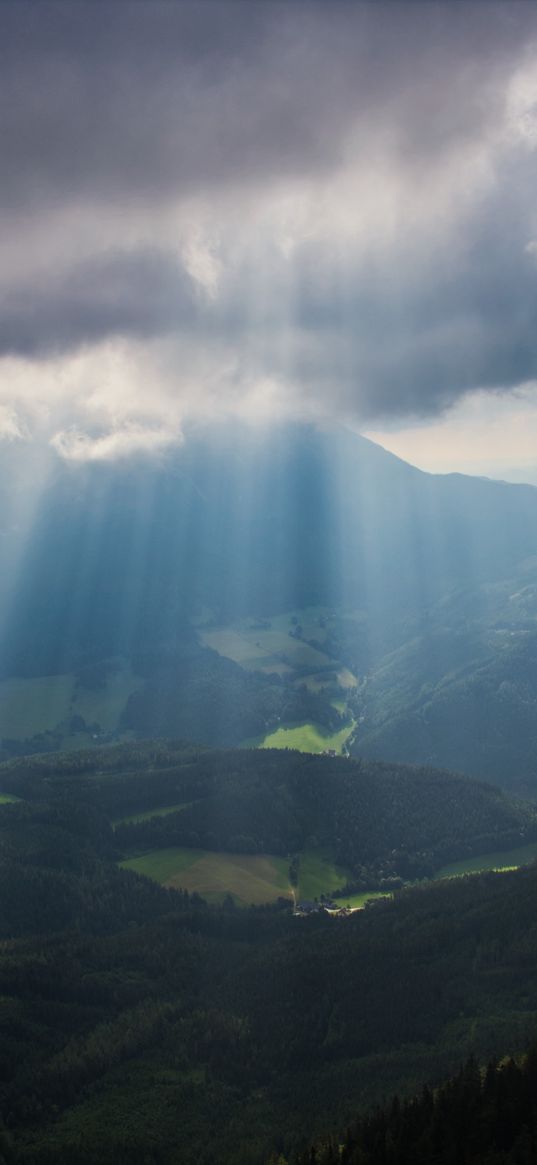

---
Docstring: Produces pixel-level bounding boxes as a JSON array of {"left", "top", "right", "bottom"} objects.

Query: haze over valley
[{"left": 3, "top": 424, "right": 537, "bottom": 796}]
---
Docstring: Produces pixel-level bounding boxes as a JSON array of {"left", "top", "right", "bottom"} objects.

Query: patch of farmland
[
  {"left": 200, "top": 624, "right": 331, "bottom": 672},
  {"left": 296, "top": 849, "right": 352, "bottom": 900},
  {"left": 120, "top": 847, "right": 293, "bottom": 905},
  {"left": 0, "top": 674, "right": 74, "bottom": 739},
  {"left": 259, "top": 719, "right": 355, "bottom": 755},
  {"left": 73, "top": 666, "right": 142, "bottom": 732},
  {"left": 332, "top": 890, "right": 391, "bottom": 910},
  {"left": 0, "top": 664, "right": 142, "bottom": 743}
]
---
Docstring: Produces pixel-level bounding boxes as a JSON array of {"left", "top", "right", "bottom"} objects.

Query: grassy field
[
  {"left": 0, "top": 665, "right": 141, "bottom": 741},
  {"left": 114, "top": 802, "right": 193, "bottom": 826},
  {"left": 200, "top": 608, "right": 335, "bottom": 677},
  {"left": 74, "top": 667, "right": 141, "bottom": 732},
  {"left": 121, "top": 847, "right": 198, "bottom": 884},
  {"left": 0, "top": 674, "right": 74, "bottom": 738},
  {"left": 201, "top": 626, "right": 330, "bottom": 674},
  {"left": 257, "top": 719, "right": 355, "bottom": 755},
  {"left": 333, "top": 891, "right": 391, "bottom": 909},
  {"left": 119, "top": 844, "right": 360, "bottom": 906},
  {"left": 297, "top": 849, "right": 351, "bottom": 900},
  {"left": 120, "top": 847, "right": 293, "bottom": 905},
  {"left": 120, "top": 835, "right": 537, "bottom": 910},
  {"left": 435, "top": 840, "right": 537, "bottom": 880}
]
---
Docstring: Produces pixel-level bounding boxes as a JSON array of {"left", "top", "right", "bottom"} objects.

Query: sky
[{"left": 2, "top": 0, "right": 537, "bottom": 480}]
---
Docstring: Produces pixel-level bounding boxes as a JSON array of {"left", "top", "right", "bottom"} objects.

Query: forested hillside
[
  {"left": 354, "top": 562, "right": 537, "bottom": 794},
  {"left": 300, "top": 1050, "right": 537, "bottom": 1165},
  {"left": 2, "top": 768, "right": 537, "bottom": 1162},
  {"left": 1, "top": 741, "right": 533, "bottom": 886}
]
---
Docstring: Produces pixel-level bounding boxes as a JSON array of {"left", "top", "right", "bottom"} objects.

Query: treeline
[
  {"left": 298, "top": 1050, "right": 537, "bottom": 1164},
  {"left": 0, "top": 797, "right": 194, "bottom": 940}
]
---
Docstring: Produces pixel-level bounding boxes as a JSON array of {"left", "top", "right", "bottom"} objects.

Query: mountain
[
  {"left": 353, "top": 560, "right": 537, "bottom": 794},
  {"left": 4, "top": 423, "right": 537, "bottom": 671},
  {"left": 2, "top": 423, "right": 537, "bottom": 790}
]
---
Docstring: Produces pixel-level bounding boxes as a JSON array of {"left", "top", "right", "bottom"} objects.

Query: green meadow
[
  {"left": 0, "top": 674, "right": 74, "bottom": 738},
  {"left": 201, "top": 625, "right": 330, "bottom": 674},
  {"left": 0, "top": 665, "right": 141, "bottom": 741},
  {"left": 74, "top": 667, "right": 142, "bottom": 732},
  {"left": 199, "top": 607, "right": 337, "bottom": 677},
  {"left": 296, "top": 850, "right": 351, "bottom": 900},
  {"left": 258, "top": 719, "right": 355, "bottom": 755},
  {"left": 333, "top": 891, "right": 391, "bottom": 909},
  {"left": 121, "top": 847, "right": 201, "bottom": 885},
  {"left": 119, "top": 844, "right": 362, "bottom": 907},
  {"left": 120, "top": 847, "right": 293, "bottom": 905},
  {"left": 120, "top": 831, "right": 537, "bottom": 911},
  {"left": 435, "top": 840, "right": 537, "bottom": 880}
]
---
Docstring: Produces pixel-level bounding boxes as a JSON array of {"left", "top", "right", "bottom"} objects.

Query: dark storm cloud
[
  {"left": 0, "top": 249, "right": 196, "bottom": 356},
  {"left": 0, "top": 0, "right": 528, "bottom": 211},
  {"left": 2, "top": 0, "right": 537, "bottom": 431},
  {"left": 0, "top": 1, "right": 340, "bottom": 210},
  {"left": 280, "top": 162, "right": 537, "bottom": 419}
]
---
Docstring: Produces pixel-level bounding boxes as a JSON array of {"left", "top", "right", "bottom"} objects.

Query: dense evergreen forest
[
  {"left": 299, "top": 1050, "right": 537, "bottom": 1164},
  {"left": 2, "top": 741, "right": 537, "bottom": 1161}
]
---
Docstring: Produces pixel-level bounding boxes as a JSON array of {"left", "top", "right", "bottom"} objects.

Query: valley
[
  {"left": 4, "top": 429, "right": 537, "bottom": 797},
  {"left": 119, "top": 835, "right": 537, "bottom": 906},
  {"left": 3, "top": 740, "right": 537, "bottom": 910},
  {"left": 0, "top": 663, "right": 141, "bottom": 754},
  {"left": 2, "top": 429, "right": 537, "bottom": 1162},
  {"left": 120, "top": 844, "right": 355, "bottom": 906}
]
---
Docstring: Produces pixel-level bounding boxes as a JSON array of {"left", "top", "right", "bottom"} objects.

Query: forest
[
  {"left": 299, "top": 1050, "right": 537, "bottom": 1164},
  {"left": 2, "top": 742, "right": 537, "bottom": 1161},
  {"left": 1, "top": 741, "right": 533, "bottom": 887}
]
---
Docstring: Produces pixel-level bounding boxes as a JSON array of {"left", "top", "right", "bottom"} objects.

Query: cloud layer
[{"left": 2, "top": 1, "right": 537, "bottom": 459}]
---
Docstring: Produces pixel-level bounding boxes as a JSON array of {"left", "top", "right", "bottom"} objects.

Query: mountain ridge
[{"left": 3, "top": 422, "right": 537, "bottom": 792}]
